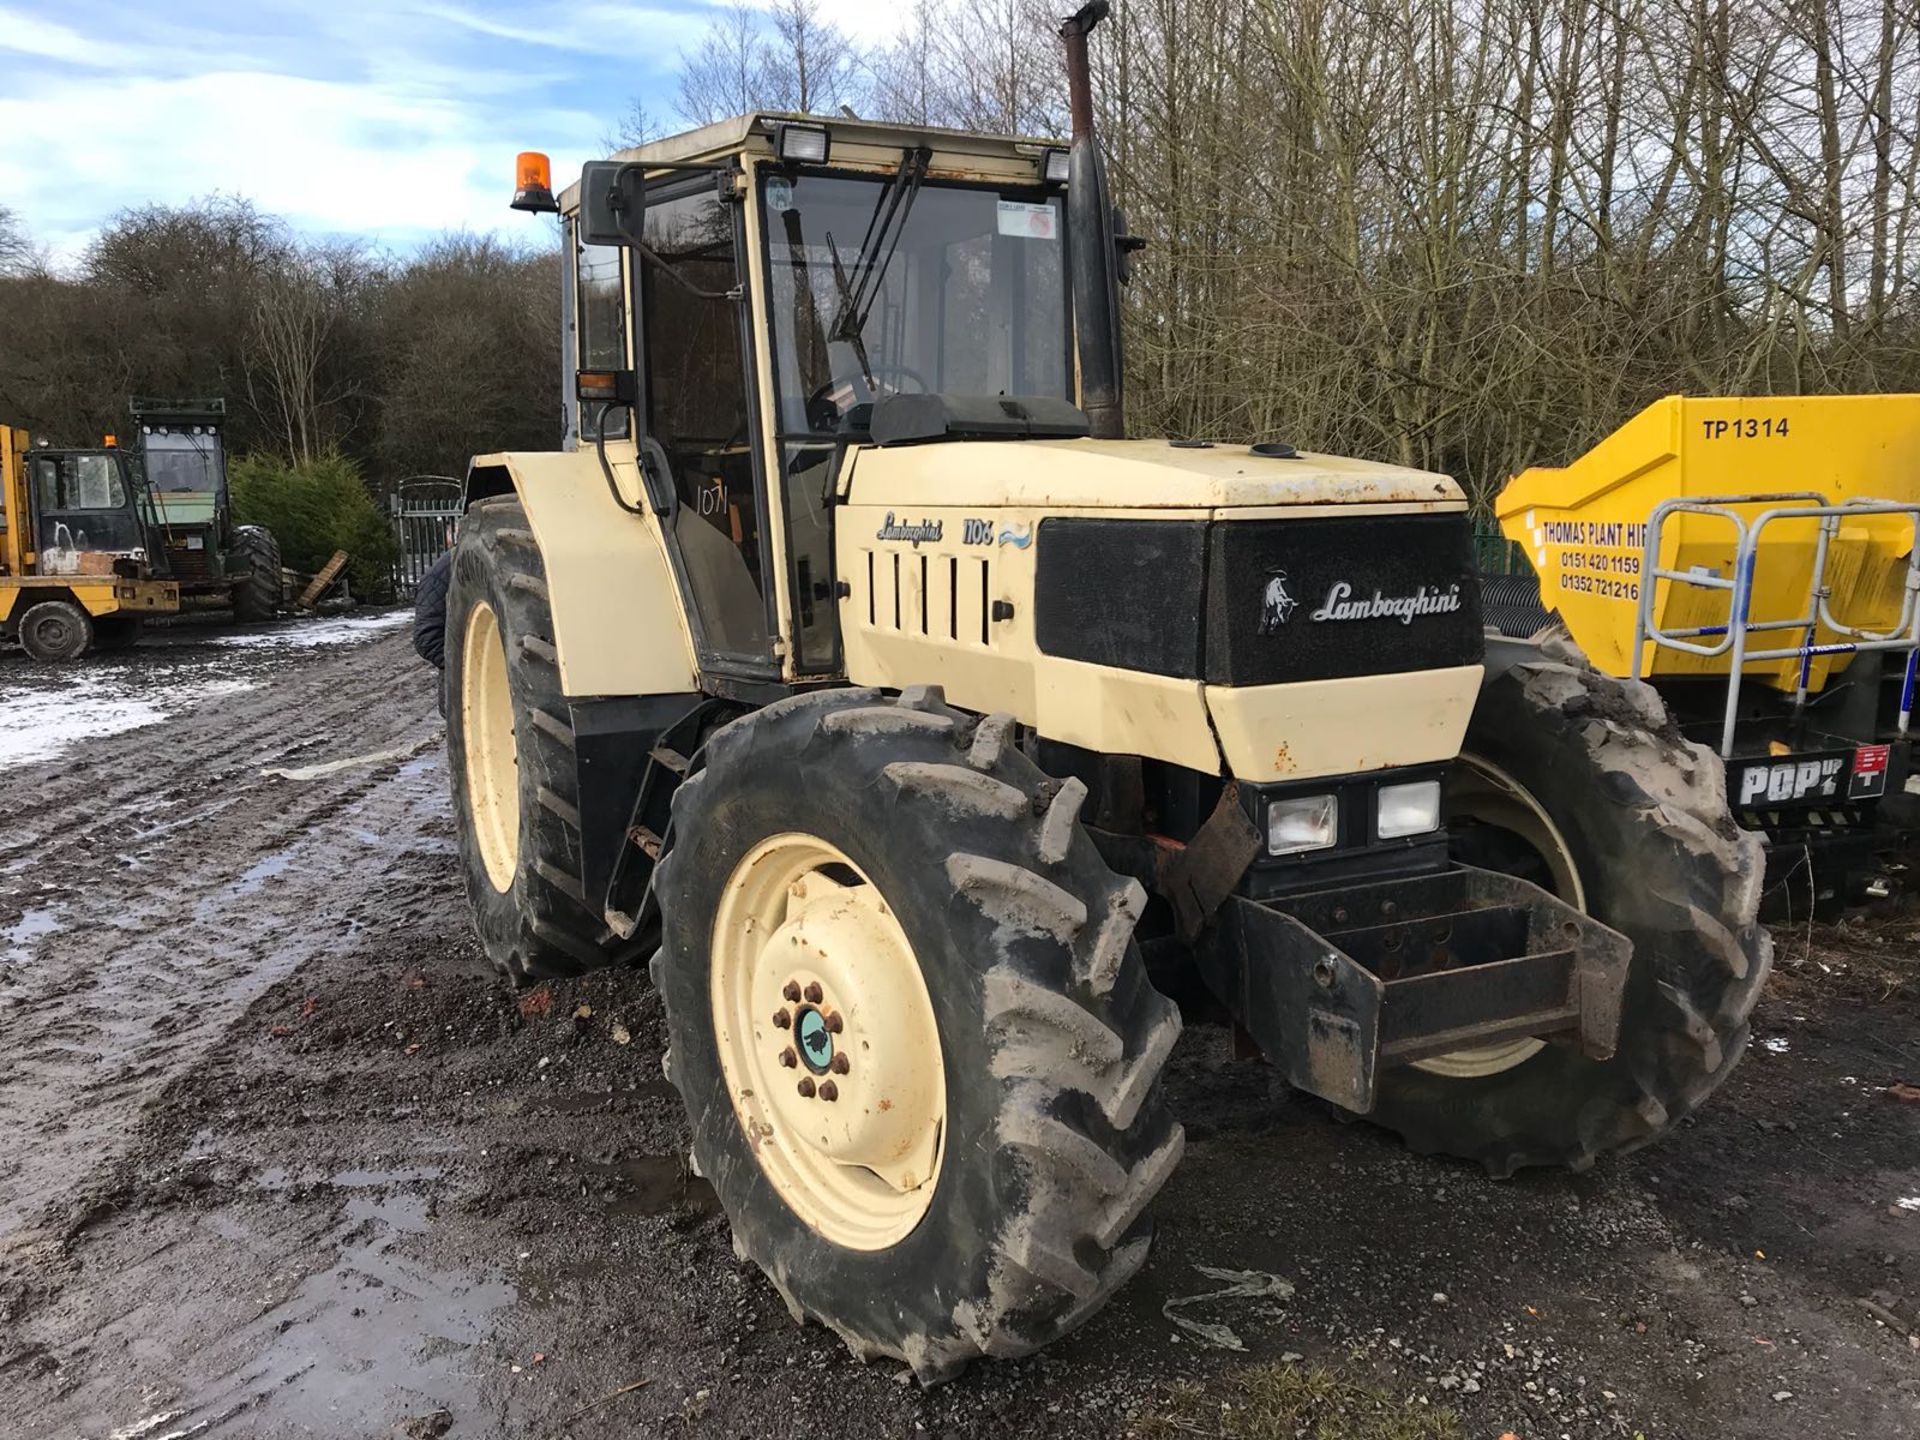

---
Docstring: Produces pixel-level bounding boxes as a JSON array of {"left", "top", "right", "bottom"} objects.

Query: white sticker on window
[{"left": 996, "top": 200, "right": 1057, "bottom": 240}]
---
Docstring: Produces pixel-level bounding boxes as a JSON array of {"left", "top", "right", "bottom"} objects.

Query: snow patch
[
  {"left": 0, "top": 676, "right": 253, "bottom": 770},
  {"left": 211, "top": 612, "right": 410, "bottom": 650},
  {"left": 1761, "top": 1036, "right": 1790, "bottom": 1054}
]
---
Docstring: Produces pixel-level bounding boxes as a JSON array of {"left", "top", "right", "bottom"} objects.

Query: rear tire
[
  {"left": 1367, "top": 644, "right": 1770, "bottom": 1175},
  {"left": 653, "top": 687, "right": 1184, "bottom": 1382},
  {"left": 446, "top": 496, "right": 642, "bottom": 984},
  {"left": 17, "top": 600, "right": 93, "bottom": 661},
  {"left": 230, "top": 525, "right": 281, "bottom": 622}
]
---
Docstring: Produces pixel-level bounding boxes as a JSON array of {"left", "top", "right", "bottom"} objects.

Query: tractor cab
[
  {"left": 22, "top": 445, "right": 151, "bottom": 572},
  {"left": 519, "top": 113, "right": 1086, "bottom": 687},
  {"left": 129, "top": 397, "right": 232, "bottom": 586}
]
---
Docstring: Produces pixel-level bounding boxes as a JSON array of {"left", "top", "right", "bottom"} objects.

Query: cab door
[
  {"left": 30, "top": 451, "right": 143, "bottom": 571},
  {"left": 613, "top": 174, "right": 779, "bottom": 683}
]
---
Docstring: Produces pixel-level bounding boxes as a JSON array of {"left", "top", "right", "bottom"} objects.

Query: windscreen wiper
[{"left": 825, "top": 146, "right": 932, "bottom": 360}]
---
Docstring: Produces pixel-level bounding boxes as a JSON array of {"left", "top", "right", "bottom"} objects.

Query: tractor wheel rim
[
  {"left": 461, "top": 599, "right": 519, "bottom": 893},
  {"left": 710, "top": 833, "right": 946, "bottom": 1251},
  {"left": 31, "top": 614, "right": 76, "bottom": 653},
  {"left": 1422, "top": 751, "right": 1588, "bottom": 1080}
]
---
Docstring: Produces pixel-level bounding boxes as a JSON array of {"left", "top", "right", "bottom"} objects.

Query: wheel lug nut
[
  {"left": 783, "top": 981, "right": 802, "bottom": 1003},
  {"left": 779, "top": 1048, "right": 797, "bottom": 1068},
  {"left": 823, "top": 1011, "right": 843, "bottom": 1034},
  {"left": 803, "top": 981, "right": 823, "bottom": 1004},
  {"left": 797, "top": 1077, "right": 816, "bottom": 1098},
  {"left": 829, "top": 1054, "right": 849, "bottom": 1075},
  {"left": 772, "top": 1008, "right": 791, "bottom": 1029},
  {"left": 818, "top": 1080, "right": 838, "bottom": 1102}
]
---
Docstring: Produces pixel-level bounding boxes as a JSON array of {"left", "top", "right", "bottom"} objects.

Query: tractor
[
  {"left": 128, "top": 397, "right": 281, "bottom": 621},
  {"left": 445, "top": 2, "right": 1767, "bottom": 1382}
]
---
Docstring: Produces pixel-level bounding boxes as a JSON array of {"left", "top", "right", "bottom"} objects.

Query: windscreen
[
  {"left": 143, "top": 429, "right": 225, "bottom": 493},
  {"left": 761, "top": 171, "right": 1071, "bottom": 435}
]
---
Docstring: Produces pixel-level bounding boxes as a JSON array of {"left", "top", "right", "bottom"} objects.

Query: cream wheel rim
[
  {"left": 1420, "top": 751, "right": 1588, "bottom": 1079},
  {"left": 710, "top": 834, "right": 946, "bottom": 1250},
  {"left": 461, "top": 599, "right": 520, "bottom": 893}
]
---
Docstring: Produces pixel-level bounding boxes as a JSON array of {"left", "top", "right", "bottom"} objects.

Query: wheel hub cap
[{"left": 794, "top": 1007, "right": 834, "bottom": 1074}]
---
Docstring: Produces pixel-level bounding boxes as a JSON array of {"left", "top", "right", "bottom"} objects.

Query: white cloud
[
  {"left": 0, "top": 6, "right": 146, "bottom": 67},
  {"left": 0, "top": 66, "right": 601, "bottom": 259},
  {"left": 0, "top": 1, "right": 679, "bottom": 261},
  {"left": 0, "top": 0, "right": 924, "bottom": 260},
  {"left": 420, "top": 1, "right": 708, "bottom": 53}
]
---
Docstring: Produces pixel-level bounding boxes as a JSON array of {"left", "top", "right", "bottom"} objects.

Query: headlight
[
  {"left": 1268, "top": 793, "right": 1338, "bottom": 855},
  {"left": 1377, "top": 779, "right": 1443, "bottom": 839}
]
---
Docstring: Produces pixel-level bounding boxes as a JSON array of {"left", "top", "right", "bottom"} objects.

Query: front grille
[
  {"left": 1034, "top": 513, "right": 1484, "bottom": 684},
  {"left": 164, "top": 542, "right": 215, "bottom": 582}
]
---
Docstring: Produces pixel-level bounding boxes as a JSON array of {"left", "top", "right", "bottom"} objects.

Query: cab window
[
  {"left": 35, "top": 455, "right": 128, "bottom": 510},
  {"left": 577, "top": 238, "right": 629, "bottom": 440}
]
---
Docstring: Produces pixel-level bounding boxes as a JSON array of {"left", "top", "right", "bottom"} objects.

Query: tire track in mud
[{"left": 0, "top": 628, "right": 448, "bottom": 1243}]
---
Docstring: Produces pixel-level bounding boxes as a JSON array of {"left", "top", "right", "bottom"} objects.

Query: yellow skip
[{"left": 1498, "top": 394, "right": 1920, "bottom": 692}]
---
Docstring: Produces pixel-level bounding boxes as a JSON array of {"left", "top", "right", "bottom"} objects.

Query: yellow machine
[
  {"left": 442, "top": 3, "right": 1767, "bottom": 1382},
  {"left": 1495, "top": 394, "right": 1920, "bottom": 913},
  {"left": 1499, "top": 394, "right": 1920, "bottom": 688},
  {"left": 1, "top": 424, "right": 180, "bottom": 660}
]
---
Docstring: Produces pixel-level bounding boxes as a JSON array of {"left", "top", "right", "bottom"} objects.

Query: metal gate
[{"left": 391, "top": 477, "right": 463, "bottom": 597}]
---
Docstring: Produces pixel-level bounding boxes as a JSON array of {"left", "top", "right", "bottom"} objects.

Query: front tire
[
  {"left": 446, "top": 497, "right": 642, "bottom": 983},
  {"left": 17, "top": 600, "right": 93, "bottom": 661},
  {"left": 653, "top": 687, "right": 1184, "bottom": 1382},
  {"left": 1367, "top": 645, "right": 1770, "bottom": 1175}
]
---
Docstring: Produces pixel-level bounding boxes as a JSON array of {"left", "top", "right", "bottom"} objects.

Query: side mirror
[{"left": 579, "top": 161, "right": 646, "bottom": 246}]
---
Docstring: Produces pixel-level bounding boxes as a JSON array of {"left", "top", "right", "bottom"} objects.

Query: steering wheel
[{"left": 805, "top": 363, "right": 932, "bottom": 421}]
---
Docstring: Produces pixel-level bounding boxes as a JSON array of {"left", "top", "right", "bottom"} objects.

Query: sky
[{"left": 0, "top": 0, "right": 903, "bottom": 265}]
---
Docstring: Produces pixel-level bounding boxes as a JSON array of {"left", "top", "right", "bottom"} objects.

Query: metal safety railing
[
  {"left": 390, "top": 476, "right": 463, "bottom": 598},
  {"left": 1632, "top": 493, "right": 1920, "bottom": 757}
]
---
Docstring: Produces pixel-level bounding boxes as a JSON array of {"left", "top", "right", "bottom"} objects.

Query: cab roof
[{"left": 556, "top": 112, "right": 1057, "bottom": 212}]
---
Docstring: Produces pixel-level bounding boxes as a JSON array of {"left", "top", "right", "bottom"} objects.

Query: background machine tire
[
  {"left": 445, "top": 496, "right": 643, "bottom": 984},
  {"left": 652, "top": 687, "right": 1185, "bottom": 1383},
  {"left": 1368, "top": 642, "right": 1771, "bottom": 1176},
  {"left": 229, "top": 524, "right": 282, "bottom": 623},
  {"left": 17, "top": 599, "right": 94, "bottom": 661}
]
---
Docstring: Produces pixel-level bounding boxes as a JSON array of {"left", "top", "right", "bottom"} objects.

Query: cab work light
[
  {"left": 1041, "top": 147, "right": 1071, "bottom": 184},
  {"left": 775, "top": 122, "right": 830, "bottom": 164}
]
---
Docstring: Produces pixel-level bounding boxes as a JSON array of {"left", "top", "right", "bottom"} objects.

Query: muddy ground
[{"left": 0, "top": 622, "right": 1916, "bottom": 1439}]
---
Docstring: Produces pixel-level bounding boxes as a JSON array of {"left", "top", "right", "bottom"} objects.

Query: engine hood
[{"left": 842, "top": 437, "right": 1463, "bottom": 511}]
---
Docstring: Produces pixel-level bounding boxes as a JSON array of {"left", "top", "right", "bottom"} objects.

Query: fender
[{"left": 465, "top": 447, "right": 698, "bottom": 699}]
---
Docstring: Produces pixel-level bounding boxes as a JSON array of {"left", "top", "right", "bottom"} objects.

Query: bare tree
[
  {"left": 676, "top": 1, "right": 771, "bottom": 125},
  {"left": 245, "top": 243, "right": 365, "bottom": 464},
  {"left": 762, "top": 0, "right": 857, "bottom": 113},
  {"left": 606, "top": 99, "right": 668, "bottom": 153},
  {"left": 0, "top": 205, "right": 39, "bottom": 276}
]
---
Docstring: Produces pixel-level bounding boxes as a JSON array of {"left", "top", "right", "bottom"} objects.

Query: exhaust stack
[{"left": 1059, "top": 1, "right": 1125, "bottom": 440}]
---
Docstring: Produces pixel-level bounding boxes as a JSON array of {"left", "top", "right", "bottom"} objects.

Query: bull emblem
[{"left": 1259, "top": 571, "right": 1297, "bottom": 634}]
